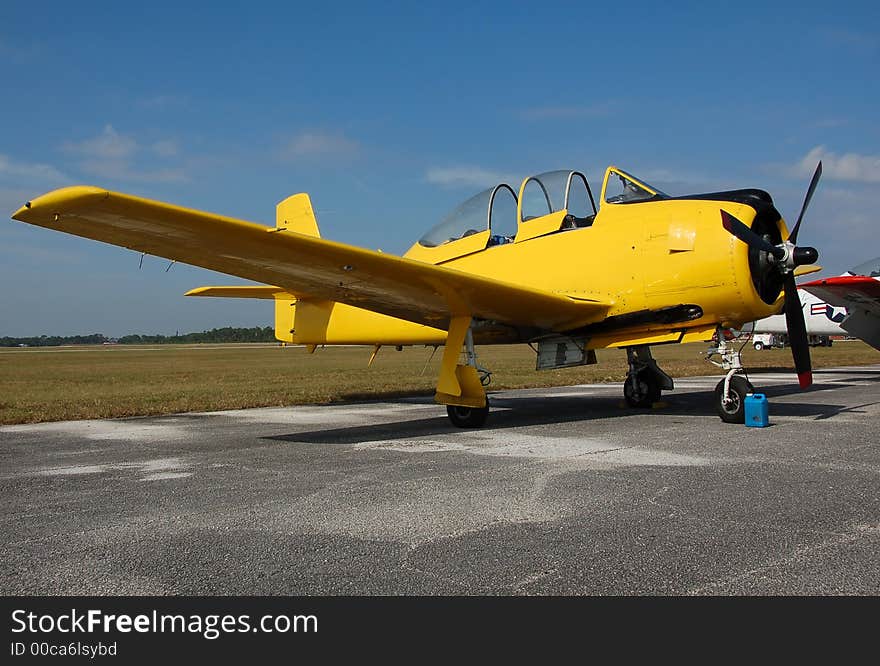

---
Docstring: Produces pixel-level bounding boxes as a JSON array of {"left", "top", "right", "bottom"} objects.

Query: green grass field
[{"left": 1, "top": 340, "right": 877, "bottom": 424}]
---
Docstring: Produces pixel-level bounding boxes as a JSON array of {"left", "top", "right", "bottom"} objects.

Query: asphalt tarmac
[{"left": 1, "top": 366, "right": 878, "bottom": 595}]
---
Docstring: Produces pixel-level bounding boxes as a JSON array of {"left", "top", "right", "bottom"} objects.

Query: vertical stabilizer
[{"left": 276, "top": 193, "right": 320, "bottom": 237}]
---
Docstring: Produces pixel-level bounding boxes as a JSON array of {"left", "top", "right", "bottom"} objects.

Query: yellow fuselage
[{"left": 282, "top": 197, "right": 785, "bottom": 349}]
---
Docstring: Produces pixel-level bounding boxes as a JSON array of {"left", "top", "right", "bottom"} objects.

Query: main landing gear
[
  {"left": 623, "top": 346, "right": 674, "bottom": 408},
  {"left": 706, "top": 328, "right": 754, "bottom": 424},
  {"left": 437, "top": 318, "right": 493, "bottom": 428},
  {"left": 446, "top": 403, "right": 490, "bottom": 428}
]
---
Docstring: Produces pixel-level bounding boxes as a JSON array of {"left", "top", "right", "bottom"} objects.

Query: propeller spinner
[{"left": 721, "top": 162, "right": 822, "bottom": 389}]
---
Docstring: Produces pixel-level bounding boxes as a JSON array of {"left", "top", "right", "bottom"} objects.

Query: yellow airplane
[{"left": 11, "top": 163, "right": 822, "bottom": 427}]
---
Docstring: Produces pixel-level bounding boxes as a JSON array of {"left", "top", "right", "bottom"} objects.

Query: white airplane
[
  {"left": 747, "top": 287, "right": 846, "bottom": 348},
  {"left": 744, "top": 258, "right": 880, "bottom": 351},
  {"left": 800, "top": 257, "right": 880, "bottom": 352}
]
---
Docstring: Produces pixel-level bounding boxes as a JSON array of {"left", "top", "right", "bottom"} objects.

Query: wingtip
[
  {"left": 11, "top": 201, "right": 32, "bottom": 220},
  {"left": 11, "top": 186, "right": 109, "bottom": 223}
]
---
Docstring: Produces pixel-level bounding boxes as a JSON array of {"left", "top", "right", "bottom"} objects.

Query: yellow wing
[{"left": 12, "top": 186, "right": 610, "bottom": 332}]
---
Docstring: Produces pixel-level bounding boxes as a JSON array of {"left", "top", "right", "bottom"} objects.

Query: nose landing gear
[{"left": 706, "top": 328, "right": 755, "bottom": 423}]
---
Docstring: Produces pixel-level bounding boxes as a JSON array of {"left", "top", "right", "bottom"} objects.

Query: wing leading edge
[{"left": 12, "top": 186, "right": 610, "bottom": 333}]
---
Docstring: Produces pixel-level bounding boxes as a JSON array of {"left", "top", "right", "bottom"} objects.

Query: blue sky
[{"left": 2, "top": 0, "right": 878, "bottom": 336}]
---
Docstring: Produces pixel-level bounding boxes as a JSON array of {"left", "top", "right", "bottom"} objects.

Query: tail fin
[
  {"left": 276, "top": 193, "right": 320, "bottom": 237},
  {"left": 186, "top": 191, "right": 318, "bottom": 344}
]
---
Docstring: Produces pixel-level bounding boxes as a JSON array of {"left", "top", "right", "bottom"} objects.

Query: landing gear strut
[
  {"left": 706, "top": 328, "right": 755, "bottom": 423},
  {"left": 447, "top": 328, "right": 491, "bottom": 428},
  {"left": 437, "top": 318, "right": 492, "bottom": 428},
  {"left": 623, "top": 346, "right": 674, "bottom": 408}
]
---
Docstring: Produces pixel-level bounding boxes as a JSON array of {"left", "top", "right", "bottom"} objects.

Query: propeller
[
  {"left": 788, "top": 161, "right": 822, "bottom": 244},
  {"left": 721, "top": 162, "right": 822, "bottom": 388}
]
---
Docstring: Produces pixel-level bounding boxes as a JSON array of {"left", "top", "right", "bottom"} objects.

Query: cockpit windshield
[
  {"left": 419, "top": 184, "right": 518, "bottom": 248},
  {"left": 418, "top": 169, "right": 597, "bottom": 249},
  {"left": 419, "top": 188, "right": 492, "bottom": 248},
  {"left": 850, "top": 257, "right": 880, "bottom": 277},
  {"left": 603, "top": 169, "right": 667, "bottom": 204}
]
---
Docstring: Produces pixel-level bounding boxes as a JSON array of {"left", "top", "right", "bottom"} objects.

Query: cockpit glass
[
  {"left": 520, "top": 170, "right": 597, "bottom": 221},
  {"left": 604, "top": 170, "right": 666, "bottom": 204},
  {"left": 520, "top": 170, "right": 569, "bottom": 220},
  {"left": 520, "top": 178, "right": 553, "bottom": 221},
  {"left": 418, "top": 188, "right": 492, "bottom": 247},
  {"left": 850, "top": 257, "right": 880, "bottom": 277},
  {"left": 489, "top": 184, "right": 518, "bottom": 240},
  {"left": 565, "top": 173, "right": 596, "bottom": 218},
  {"left": 419, "top": 169, "right": 599, "bottom": 248}
]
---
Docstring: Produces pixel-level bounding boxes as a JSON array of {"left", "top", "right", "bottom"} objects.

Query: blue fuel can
[{"left": 744, "top": 393, "right": 769, "bottom": 427}]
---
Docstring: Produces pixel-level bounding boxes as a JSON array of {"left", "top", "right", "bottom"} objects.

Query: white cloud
[
  {"left": 78, "top": 161, "right": 187, "bottom": 184},
  {"left": 0, "top": 188, "right": 34, "bottom": 216},
  {"left": 61, "top": 125, "right": 187, "bottom": 183},
  {"left": 151, "top": 140, "right": 178, "bottom": 158},
  {"left": 0, "top": 155, "right": 69, "bottom": 184},
  {"left": 794, "top": 146, "right": 880, "bottom": 184},
  {"left": 280, "top": 131, "right": 360, "bottom": 160},
  {"left": 425, "top": 166, "right": 518, "bottom": 188},
  {"left": 63, "top": 125, "right": 137, "bottom": 160},
  {"left": 809, "top": 117, "right": 849, "bottom": 129}
]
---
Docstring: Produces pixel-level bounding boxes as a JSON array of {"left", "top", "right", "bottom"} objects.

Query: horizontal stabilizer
[{"left": 186, "top": 286, "right": 295, "bottom": 300}]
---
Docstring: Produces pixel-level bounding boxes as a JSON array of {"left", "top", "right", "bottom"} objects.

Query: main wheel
[
  {"left": 624, "top": 371, "right": 661, "bottom": 408},
  {"left": 714, "top": 375, "right": 754, "bottom": 424},
  {"left": 446, "top": 404, "right": 489, "bottom": 428},
  {"left": 753, "top": 341, "right": 765, "bottom": 351}
]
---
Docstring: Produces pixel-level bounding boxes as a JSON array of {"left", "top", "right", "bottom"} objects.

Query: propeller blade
[
  {"left": 788, "top": 161, "right": 822, "bottom": 244},
  {"left": 783, "top": 273, "right": 812, "bottom": 388},
  {"left": 721, "top": 210, "right": 785, "bottom": 259}
]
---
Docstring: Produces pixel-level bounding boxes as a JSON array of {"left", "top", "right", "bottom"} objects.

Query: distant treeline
[{"left": 1, "top": 326, "right": 276, "bottom": 347}]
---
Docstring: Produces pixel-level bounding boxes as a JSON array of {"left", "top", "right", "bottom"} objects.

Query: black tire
[
  {"left": 624, "top": 371, "right": 661, "bottom": 408},
  {"left": 714, "top": 375, "right": 754, "bottom": 424},
  {"left": 753, "top": 341, "right": 764, "bottom": 351},
  {"left": 446, "top": 404, "right": 489, "bottom": 428}
]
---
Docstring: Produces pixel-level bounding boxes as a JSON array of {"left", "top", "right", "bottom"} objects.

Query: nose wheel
[
  {"left": 706, "top": 328, "right": 755, "bottom": 424},
  {"left": 714, "top": 374, "right": 754, "bottom": 423}
]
